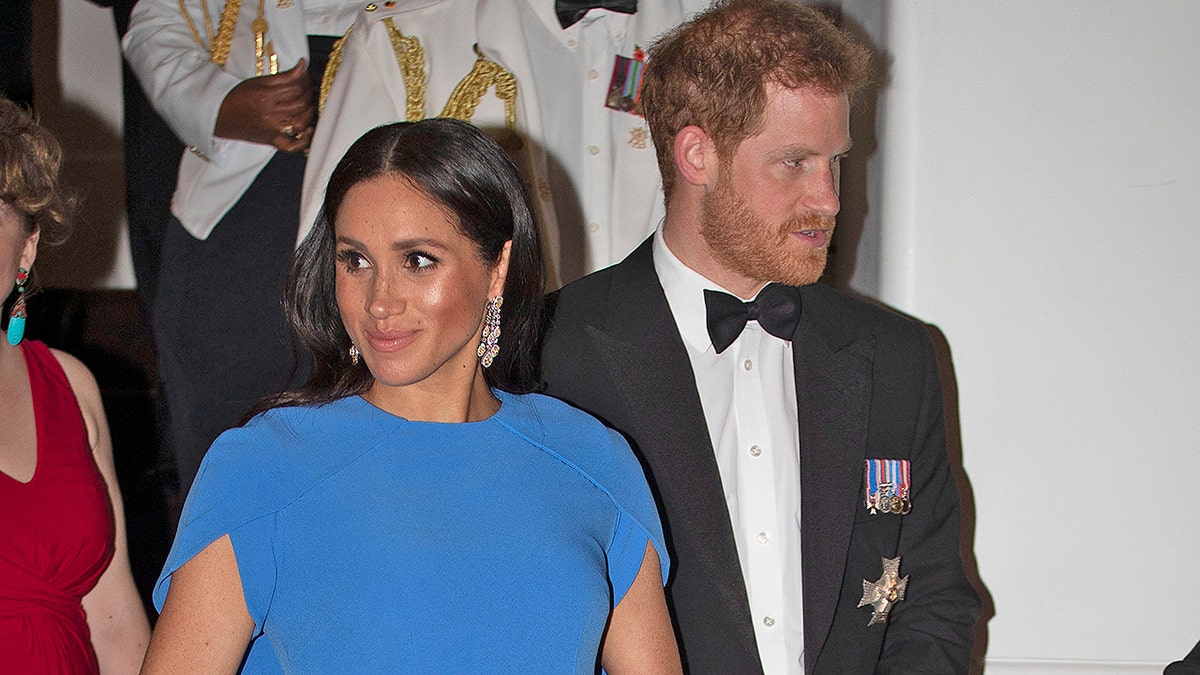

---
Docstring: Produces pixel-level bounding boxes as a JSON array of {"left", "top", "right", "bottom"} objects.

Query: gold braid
[
  {"left": 440, "top": 44, "right": 517, "bottom": 131},
  {"left": 211, "top": 0, "right": 242, "bottom": 66},
  {"left": 179, "top": 0, "right": 216, "bottom": 51},
  {"left": 383, "top": 19, "right": 426, "bottom": 122},
  {"left": 320, "top": 29, "right": 517, "bottom": 130},
  {"left": 318, "top": 26, "right": 353, "bottom": 115}
]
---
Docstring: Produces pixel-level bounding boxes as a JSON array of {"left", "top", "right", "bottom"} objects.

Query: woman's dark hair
[{"left": 250, "top": 118, "right": 544, "bottom": 416}]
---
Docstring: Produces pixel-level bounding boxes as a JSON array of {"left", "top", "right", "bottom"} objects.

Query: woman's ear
[
  {"left": 19, "top": 227, "right": 39, "bottom": 272},
  {"left": 489, "top": 240, "right": 512, "bottom": 298}
]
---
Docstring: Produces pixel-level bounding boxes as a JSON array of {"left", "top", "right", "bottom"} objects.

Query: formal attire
[
  {"left": 300, "top": 0, "right": 559, "bottom": 286},
  {"left": 541, "top": 238, "right": 980, "bottom": 674},
  {"left": 477, "top": 0, "right": 706, "bottom": 281},
  {"left": 123, "top": 0, "right": 361, "bottom": 494},
  {"left": 0, "top": 341, "right": 115, "bottom": 674},
  {"left": 157, "top": 390, "right": 667, "bottom": 672}
]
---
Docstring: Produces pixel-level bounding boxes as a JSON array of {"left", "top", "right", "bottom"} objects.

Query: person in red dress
[{"left": 0, "top": 96, "right": 150, "bottom": 673}]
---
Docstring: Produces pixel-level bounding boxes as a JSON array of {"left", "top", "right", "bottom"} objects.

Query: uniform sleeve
[
  {"left": 601, "top": 428, "right": 670, "bottom": 606},
  {"left": 152, "top": 430, "right": 283, "bottom": 636},
  {"left": 122, "top": 0, "right": 242, "bottom": 156}
]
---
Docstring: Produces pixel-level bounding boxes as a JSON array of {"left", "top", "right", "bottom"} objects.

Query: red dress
[{"left": 0, "top": 340, "right": 114, "bottom": 673}]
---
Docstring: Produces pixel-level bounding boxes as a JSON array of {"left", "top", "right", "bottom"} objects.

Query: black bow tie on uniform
[
  {"left": 704, "top": 283, "right": 802, "bottom": 354},
  {"left": 555, "top": 0, "right": 637, "bottom": 29}
]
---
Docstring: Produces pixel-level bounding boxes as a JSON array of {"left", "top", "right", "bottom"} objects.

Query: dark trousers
[{"left": 153, "top": 151, "right": 310, "bottom": 496}]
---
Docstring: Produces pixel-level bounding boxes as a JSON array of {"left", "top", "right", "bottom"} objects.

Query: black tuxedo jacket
[{"left": 541, "top": 239, "right": 979, "bottom": 674}]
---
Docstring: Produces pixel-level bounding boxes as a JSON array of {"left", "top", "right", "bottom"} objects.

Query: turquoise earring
[{"left": 7, "top": 267, "right": 28, "bottom": 346}]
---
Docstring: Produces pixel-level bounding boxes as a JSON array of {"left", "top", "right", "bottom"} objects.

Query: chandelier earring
[
  {"left": 7, "top": 267, "right": 29, "bottom": 347},
  {"left": 349, "top": 343, "right": 360, "bottom": 365},
  {"left": 477, "top": 296, "right": 503, "bottom": 368}
]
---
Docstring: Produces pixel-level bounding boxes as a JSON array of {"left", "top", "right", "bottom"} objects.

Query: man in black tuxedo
[{"left": 540, "top": 1, "right": 979, "bottom": 672}]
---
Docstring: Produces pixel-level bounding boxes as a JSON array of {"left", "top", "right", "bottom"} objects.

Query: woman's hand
[
  {"left": 214, "top": 59, "right": 314, "bottom": 153},
  {"left": 600, "top": 543, "right": 683, "bottom": 674}
]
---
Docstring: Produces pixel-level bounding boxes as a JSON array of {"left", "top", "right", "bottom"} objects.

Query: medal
[
  {"left": 605, "top": 47, "right": 647, "bottom": 115},
  {"left": 864, "top": 458, "right": 912, "bottom": 515},
  {"left": 858, "top": 557, "right": 909, "bottom": 625},
  {"left": 628, "top": 125, "right": 649, "bottom": 149}
]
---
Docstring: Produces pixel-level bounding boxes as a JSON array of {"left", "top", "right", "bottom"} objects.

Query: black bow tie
[
  {"left": 704, "top": 283, "right": 802, "bottom": 354},
  {"left": 555, "top": 0, "right": 637, "bottom": 29}
]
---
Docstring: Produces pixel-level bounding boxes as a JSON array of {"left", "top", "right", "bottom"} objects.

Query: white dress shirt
[{"left": 653, "top": 229, "right": 805, "bottom": 675}]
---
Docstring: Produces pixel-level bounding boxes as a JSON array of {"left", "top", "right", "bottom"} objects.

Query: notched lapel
[{"left": 794, "top": 313, "right": 876, "bottom": 662}]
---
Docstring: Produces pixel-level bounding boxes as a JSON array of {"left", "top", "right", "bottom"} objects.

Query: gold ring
[{"left": 280, "top": 124, "right": 297, "bottom": 139}]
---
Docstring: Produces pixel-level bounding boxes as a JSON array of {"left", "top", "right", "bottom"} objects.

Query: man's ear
[{"left": 673, "top": 125, "right": 717, "bottom": 189}]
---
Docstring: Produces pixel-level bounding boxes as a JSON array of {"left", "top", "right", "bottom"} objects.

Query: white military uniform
[
  {"left": 477, "top": 0, "right": 706, "bottom": 281},
  {"left": 124, "top": 0, "right": 363, "bottom": 240},
  {"left": 301, "top": 0, "right": 561, "bottom": 283}
]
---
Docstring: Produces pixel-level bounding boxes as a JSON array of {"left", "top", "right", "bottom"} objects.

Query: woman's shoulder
[
  {"left": 194, "top": 396, "right": 397, "bottom": 501},
  {"left": 47, "top": 346, "right": 104, "bottom": 449},
  {"left": 498, "top": 392, "right": 646, "bottom": 491},
  {"left": 500, "top": 391, "right": 619, "bottom": 447}
]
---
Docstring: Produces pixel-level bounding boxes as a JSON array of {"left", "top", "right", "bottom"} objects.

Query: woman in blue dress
[{"left": 140, "top": 119, "right": 681, "bottom": 674}]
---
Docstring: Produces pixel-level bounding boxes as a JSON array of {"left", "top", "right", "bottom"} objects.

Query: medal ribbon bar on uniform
[
  {"left": 864, "top": 458, "right": 912, "bottom": 514},
  {"left": 605, "top": 50, "right": 646, "bottom": 114}
]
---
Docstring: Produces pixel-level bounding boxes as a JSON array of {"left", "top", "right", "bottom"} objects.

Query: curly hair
[
  {"left": 0, "top": 96, "right": 75, "bottom": 242},
  {"left": 640, "top": 0, "right": 872, "bottom": 199}
]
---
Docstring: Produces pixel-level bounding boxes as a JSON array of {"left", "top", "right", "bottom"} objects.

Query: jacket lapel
[{"left": 793, "top": 286, "right": 875, "bottom": 664}]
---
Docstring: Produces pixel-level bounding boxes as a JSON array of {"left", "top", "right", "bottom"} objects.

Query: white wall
[
  {"left": 34, "top": 0, "right": 133, "bottom": 289},
  {"left": 879, "top": 1, "right": 1200, "bottom": 670}
]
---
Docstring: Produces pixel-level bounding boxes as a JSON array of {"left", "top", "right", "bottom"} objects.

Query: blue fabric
[{"left": 155, "top": 391, "right": 667, "bottom": 673}]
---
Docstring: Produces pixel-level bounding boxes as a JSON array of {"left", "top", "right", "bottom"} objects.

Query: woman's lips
[{"left": 364, "top": 329, "right": 417, "bottom": 353}]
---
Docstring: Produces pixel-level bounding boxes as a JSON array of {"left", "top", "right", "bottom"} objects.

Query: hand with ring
[{"left": 215, "top": 59, "right": 315, "bottom": 153}]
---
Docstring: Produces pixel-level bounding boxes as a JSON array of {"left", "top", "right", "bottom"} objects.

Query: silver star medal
[{"left": 858, "top": 556, "right": 908, "bottom": 625}]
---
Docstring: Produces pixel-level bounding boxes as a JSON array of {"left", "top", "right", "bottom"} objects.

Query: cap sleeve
[
  {"left": 152, "top": 424, "right": 288, "bottom": 636},
  {"left": 601, "top": 428, "right": 669, "bottom": 606}
]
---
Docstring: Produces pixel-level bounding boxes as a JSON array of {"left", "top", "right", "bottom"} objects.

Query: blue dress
[{"left": 155, "top": 391, "right": 668, "bottom": 673}]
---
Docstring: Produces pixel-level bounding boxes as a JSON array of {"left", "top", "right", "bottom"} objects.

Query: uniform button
[
  {"left": 588, "top": 145, "right": 600, "bottom": 156},
  {"left": 757, "top": 531, "right": 769, "bottom": 544},
  {"left": 588, "top": 222, "right": 601, "bottom": 233},
  {"left": 749, "top": 445, "right": 762, "bottom": 457},
  {"left": 763, "top": 616, "right": 775, "bottom": 627},
  {"left": 587, "top": 68, "right": 600, "bottom": 80},
  {"left": 566, "top": 38, "right": 577, "bottom": 48},
  {"left": 743, "top": 359, "right": 753, "bottom": 371}
]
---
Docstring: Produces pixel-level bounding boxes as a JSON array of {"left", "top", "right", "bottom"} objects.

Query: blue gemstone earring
[{"left": 7, "top": 267, "right": 28, "bottom": 346}]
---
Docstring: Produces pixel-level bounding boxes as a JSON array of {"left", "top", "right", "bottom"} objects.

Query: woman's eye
[
  {"left": 405, "top": 251, "right": 438, "bottom": 270},
  {"left": 336, "top": 250, "right": 369, "bottom": 271}
]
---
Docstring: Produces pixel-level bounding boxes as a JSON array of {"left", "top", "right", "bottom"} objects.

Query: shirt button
[
  {"left": 743, "top": 359, "right": 753, "bottom": 371},
  {"left": 587, "top": 68, "right": 600, "bottom": 80},
  {"left": 588, "top": 222, "right": 601, "bottom": 233},
  {"left": 763, "top": 616, "right": 775, "bottom": 627},
  {"left": 566, "top": 38, "right": 577, "bottom": 48},
  {"left": 588, "top": 145, "right": 601, "bottom": 156},
  {"left": 749, "top": 444, "right": 762, "bottom": 457},
  {"left": 757, "top": 531, "right": 769, "bottom": 544}
]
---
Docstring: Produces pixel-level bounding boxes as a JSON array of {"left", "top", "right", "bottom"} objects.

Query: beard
[{"left": 700, "top": 176, "right": 835, "bottom": 288}]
